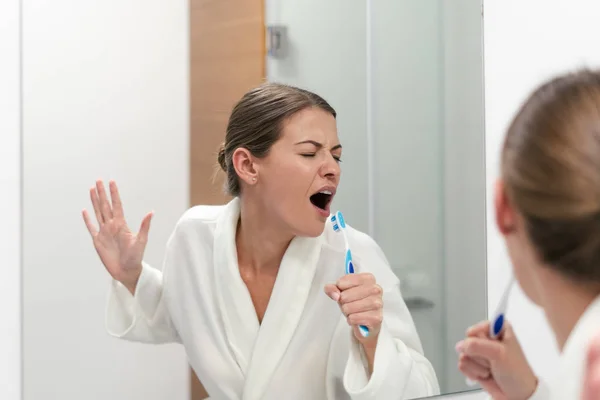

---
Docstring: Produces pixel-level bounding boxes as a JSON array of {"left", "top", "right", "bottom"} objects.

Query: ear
[
  {"left": 494, "top": 179, "right": 517, "bottom": 236},
  {"left": 231, "top": 148, "right": 258, "bottom": 185}
]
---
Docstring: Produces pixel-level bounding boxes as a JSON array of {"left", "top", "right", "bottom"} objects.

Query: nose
[{"left": 321, "top": 154, "right": 341, "bottom": 179}]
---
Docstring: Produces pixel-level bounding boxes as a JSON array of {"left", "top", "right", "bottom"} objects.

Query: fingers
[
  {"left": 324, "top": 284, "right": 341, "bottom": 302},
  {"left": 109, "top": 180, "right": 124, "bottom": 219},
  {"left": 458, "top": 353, "right": 491, "bottom": 380},
  {"left": 458, "top": 329, "right": 507, "bottom": 400},
  {"left": 82, "top": 209, "right": 98, "bottom": 237},
  {"left": 470, "top": 356, "right": 490, "bottom": 369},
  {"left": 96, "top": 180, "right": 113, "bottom": 222},
  {"left": 339, "top": 283, "right": 382, "bottom": 304},
  {"left": 467, "top": 319, "right": 513, "bottom": 340},
  {"left": 340, "top": 294, "right": 383, "bottom": 316},
  {"left": 345, "top": 310, "right": 382, "bottom": 328},
  {"left": 465, "top": 321, "right": 494, "bottom": 369},
  {"left": 336, "top": 273, "right": 376, "bottom": 291},
  {"left": 456, "top": 340, "right": 491, "bottom": 369},
  {"left": 137, "top": 211, "right": 153, "bottom": 244},
  {"left": 90, "top": 186, "right": 104, "bottom": 226},
  {"left": 466, "top": 320, "right": 491, "bottom": 337},
  {"left": 460, "top": 337, "right": 506, "bottom": 362},
  {"left": 329, "top": 273, "right": 383, "bottom": 336},
  {"left": 335, "top": 274, "right": 383, "bottom": 318}
]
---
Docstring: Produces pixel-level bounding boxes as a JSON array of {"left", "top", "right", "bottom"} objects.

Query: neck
[
  {"left": 537, "top": 268, "right": 600, "bottom": 351},
  {"left": 235, "top": 197, "right": 293, "bottom": 274}
]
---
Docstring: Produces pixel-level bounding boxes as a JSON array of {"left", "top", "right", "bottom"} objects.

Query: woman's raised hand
[{"left": 82, "top": 180, "right": 153, "bottom": 294}]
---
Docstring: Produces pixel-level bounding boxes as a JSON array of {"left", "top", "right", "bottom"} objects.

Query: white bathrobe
[
  {"left": 106, "top": 198, "right": 440, "bottom": 400},
  {"left": 525, "top": 295, "right": 600, "bottom": 400}
]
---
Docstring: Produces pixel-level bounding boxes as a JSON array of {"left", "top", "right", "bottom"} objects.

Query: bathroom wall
[
  {"left": 265, "top": 0, "right": 369, "bottom": 230},
  {"left": 20, "top": 0, "right": 190, "bottom": 399},
  {"left": 0, "top": 0, "right": 22, "bottom": 398}
]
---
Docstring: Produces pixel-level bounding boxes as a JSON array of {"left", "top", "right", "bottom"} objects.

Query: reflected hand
[
  {"left": 583, "top": 332, "right": 600, "bottom": 400},
  {"left": 82, "top": 180, "right": 153, "bottom": 294},
  {"left": 456, "top": 320, "right": 537, "bottom": 400},
  {"left": 324, "top": 273, "right": 383, "bottom": 346}
]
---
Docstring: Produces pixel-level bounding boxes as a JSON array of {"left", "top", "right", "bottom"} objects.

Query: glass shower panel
[
  {"left": 265, "top": 0, "right": 369, "bottom": 232},
  {"left": 371, "top": 0, "right": 447, "bottom": 390}
]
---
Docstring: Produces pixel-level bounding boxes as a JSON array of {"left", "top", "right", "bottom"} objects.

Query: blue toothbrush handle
[
  {"left": 490, "top": 313, "right": 506, "bottom": 339},
  {"left": 358, "top": 325, "right": 370, "bottom": 337},
  {"left": 345, "top": 252, "right": 370, "bottom": 337}
]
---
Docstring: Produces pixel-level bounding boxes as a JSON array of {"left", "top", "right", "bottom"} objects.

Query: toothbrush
[
  {"left": 489, "top": 277, "right": 514, "bottom": 339},
  {"left": 465, "top": 276, "right": 515, "bottom": 387},
  {"left": 330, "top": 210, "right": 369, "bottom": 338}
]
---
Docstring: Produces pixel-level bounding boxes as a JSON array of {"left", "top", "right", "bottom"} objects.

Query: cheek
[
  {"left": 261, "top": 162, "right": 312, "bottom": 208},
  {"left": 265, "top": 160, "right": 314, "bottom": 193}
]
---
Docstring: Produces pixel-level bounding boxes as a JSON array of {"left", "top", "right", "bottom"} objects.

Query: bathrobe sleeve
[
  {"left": 104, "top": 228, "right": 182, "bottom": 344},
  {"left": 341, "top": 231, "right": 441, "bottom": 399},
  {"left": 342, "top": 284, "right": 440, "bottom": 399}
]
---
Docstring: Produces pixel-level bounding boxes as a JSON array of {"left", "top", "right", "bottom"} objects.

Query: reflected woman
[
  {"left": 83, "top": 83, "right": 440, "bottom": 399},
  {"left": 456, "top": 69, "right": 600, "bottom": 399}
]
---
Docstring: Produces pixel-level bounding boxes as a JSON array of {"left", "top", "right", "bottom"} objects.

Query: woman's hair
[
  {"left": 502, "top": 68, "right": 600, "bottom": 282},
  {"left": 216, "top": 82, "right": 336, "bottom": 197}
]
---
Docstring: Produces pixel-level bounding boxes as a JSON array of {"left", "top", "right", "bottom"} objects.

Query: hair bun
[{"left": 217, "top": 144, "right": 227, "bottom": 172}]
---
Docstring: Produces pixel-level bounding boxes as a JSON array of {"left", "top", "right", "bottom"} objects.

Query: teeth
[{"left": 320, "top": 190, "right": 332, "bottom": 195}]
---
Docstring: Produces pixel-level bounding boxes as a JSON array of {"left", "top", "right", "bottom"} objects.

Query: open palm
[{"left": 82, "top": 180, "right": 153, "bottom": 292}]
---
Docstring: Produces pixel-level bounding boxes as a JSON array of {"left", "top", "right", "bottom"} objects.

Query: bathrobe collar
[{"left": 213, "top": 198, "right": 324, "bottom": 400}]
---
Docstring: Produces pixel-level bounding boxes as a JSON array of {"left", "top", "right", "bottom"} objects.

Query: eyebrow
[{"left": 295, "top": 140, "right": 342, "bottom": 151}]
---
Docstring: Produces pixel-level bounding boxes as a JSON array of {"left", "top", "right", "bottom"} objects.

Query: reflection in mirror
[
  {"left": 23, "top": 0, "right": 485, "bottom": 399},
  {"left": 264, "top": 0, "right": 487, "bottom": 396}
]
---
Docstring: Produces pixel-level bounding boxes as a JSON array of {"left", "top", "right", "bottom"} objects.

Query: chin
[{"left": 295, "top": 219, "right": 327, "bottom": 238}]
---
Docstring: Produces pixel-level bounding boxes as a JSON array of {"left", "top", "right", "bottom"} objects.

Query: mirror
[
  {"left": 263, "top": 0, "right": 487, "bottom": 396},
  {"left": 22, "top": 0, "right": 486, "bottom": 399}
]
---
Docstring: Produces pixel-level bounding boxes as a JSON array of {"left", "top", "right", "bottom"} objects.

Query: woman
[
  {"left": 456, "top": 69, "right": 600, "bottom": 399},
  {"left": 82, "top": 83, "right": 439, "bottom": 400}
]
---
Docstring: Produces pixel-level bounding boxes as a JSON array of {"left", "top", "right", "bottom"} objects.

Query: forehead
[{"left": 279, "top": 107, "right": 339, "bottom": 144}]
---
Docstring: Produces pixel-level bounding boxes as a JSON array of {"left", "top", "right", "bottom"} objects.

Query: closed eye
[{"left": 301, "top": 153, "right": 342, "bottom": 163}]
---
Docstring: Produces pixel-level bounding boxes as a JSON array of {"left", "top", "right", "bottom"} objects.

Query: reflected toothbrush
[
  {"left": 330, "top": 211, "right": 369, "bottom": 338},
  {"left": 489, "top": 277, "right": 514, "bottom": 339},
  {"left": 465, "top": 276, "right": 515, "bottom": 387}
]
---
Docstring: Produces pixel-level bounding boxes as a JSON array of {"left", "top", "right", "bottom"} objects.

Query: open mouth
[{"left": 310, "top": 190, "right": 334, "bottom": 212}]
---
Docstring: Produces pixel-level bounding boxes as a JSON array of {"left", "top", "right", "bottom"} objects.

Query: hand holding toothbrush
[
  {"left": 327, "top": 210, "right": 375, "bottom": 340},
  {"left": 456, "top": 320, "right": 538, "bottom": 400},
  {"left": 324, "top": 273, "right": 383, "bottom": 346}
]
